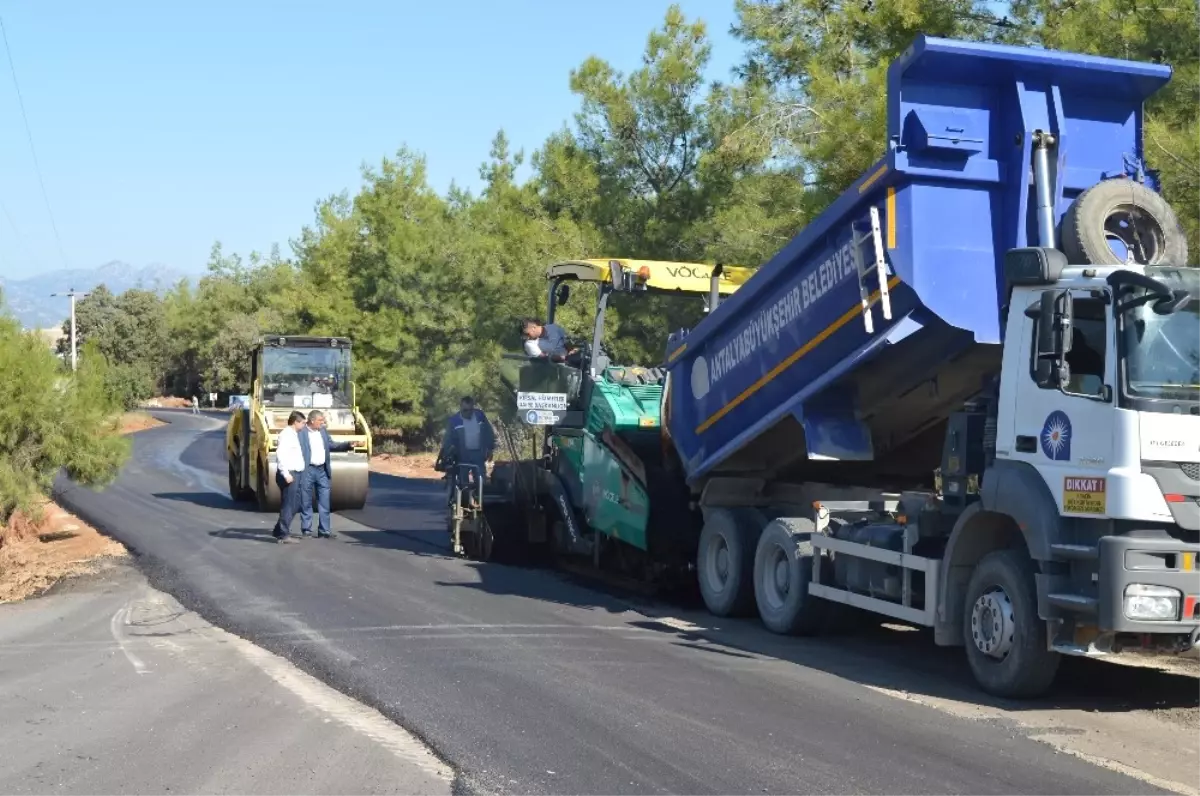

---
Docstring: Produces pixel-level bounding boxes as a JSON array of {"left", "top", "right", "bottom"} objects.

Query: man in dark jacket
[
  {"left": 298, "top": 409, "right": 355, "bottom": 538},
  {"left": 437, "top": 396, "right": 495, "bottom": 507}
]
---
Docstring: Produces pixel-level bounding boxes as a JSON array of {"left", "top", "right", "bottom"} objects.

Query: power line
[
  {"left": 0, "top": 195, "right": 42, "bottom": 270},
  {"left": 0, "top": 14, "right": 68, "bottom": 268}
]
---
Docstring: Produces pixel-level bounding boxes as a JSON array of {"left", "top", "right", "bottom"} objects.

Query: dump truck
[
  {"left": 495, "top": 36, "right": 1199, "bottom": 698},
  {"left": 226, "top": 335, "right": 372, "bottom": 512}
]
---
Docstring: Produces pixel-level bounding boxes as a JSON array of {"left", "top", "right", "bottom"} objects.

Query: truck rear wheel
[
  {"left": 697, "top": 509, "right": 759, "bottom": 617},
  {"left": 753, "top": 518, "right": 829, "bottom": 636},
  {"left": 1061, "top": 178, "right": 1189, "bottom": 266},
  {"left": 963, "top": 549, "right": 1060, "bottom": 698}
]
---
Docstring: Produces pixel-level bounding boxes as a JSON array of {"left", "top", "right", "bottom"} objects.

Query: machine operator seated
[{"left": 520, "top": 317, "right": 583, "bottom": 366}]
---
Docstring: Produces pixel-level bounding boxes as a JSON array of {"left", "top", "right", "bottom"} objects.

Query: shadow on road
[
  {"left": 404, "top": 509, "right": 1199, "bottom": 718},
  {"left": 620, "top": 612, "right": 1199, "bottom": 717},
  {"left": 136, "top": 422, "right": 1200, "bottom": 720},
  {"left": 155, "top": 491, "right": 240, "bottom": 510},
  {"left": 209, "top": 527, "right": 279, "bottom": 544}
]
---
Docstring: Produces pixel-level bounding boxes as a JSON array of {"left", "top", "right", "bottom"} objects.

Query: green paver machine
[{"left": 486, "top": 258, "right": 753, "bottom": 578}]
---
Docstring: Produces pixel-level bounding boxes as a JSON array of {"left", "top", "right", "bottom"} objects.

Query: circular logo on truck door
[
  {"left": 1040, "top": 410, "right": 1072, "bottom": 461},
  {"left": 691, "top": 355, "right": 710, "bottom": 401}
]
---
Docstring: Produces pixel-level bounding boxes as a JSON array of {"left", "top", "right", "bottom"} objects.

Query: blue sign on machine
[{"left": 524, "top": 409, "right": 562, "bottom": 426}]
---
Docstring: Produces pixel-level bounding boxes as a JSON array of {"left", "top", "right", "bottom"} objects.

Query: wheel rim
[
  {"left": 1104, "top": 203, "right": 1166, "bottom": 265},
  {"left": 704, "top": 534, "right": 731, "bottom": 594},
  {"left": 760, "top": 543, "right": 791, "bottom": 611},
  {"left": 971, "top": 586, "right": 1016, "bottom": 660}
]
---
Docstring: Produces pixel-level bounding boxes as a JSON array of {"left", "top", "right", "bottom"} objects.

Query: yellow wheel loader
[{"left": 226, "top": 335, "right": 372, "bottom": 512}]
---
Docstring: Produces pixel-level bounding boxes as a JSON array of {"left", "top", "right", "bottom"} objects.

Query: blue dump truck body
[
  {"left": 664, "top": 35, "right": 1173, "bottom": 484},
  {"left": 491, "top": 34, "right": 1196, "bottom": 699}
]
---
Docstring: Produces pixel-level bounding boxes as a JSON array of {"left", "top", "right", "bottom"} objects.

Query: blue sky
[{"left": 0, "top": 1, "right": 742, "bottom": 281}]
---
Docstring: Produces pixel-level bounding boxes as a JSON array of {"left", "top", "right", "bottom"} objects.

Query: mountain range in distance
[{"left": 1, "top": 260, "right": 198, "bottom": 330}]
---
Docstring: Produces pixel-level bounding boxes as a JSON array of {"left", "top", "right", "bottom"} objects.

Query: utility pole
[{"left": 50, "top": 288, "right": 87, "bottom": 371}]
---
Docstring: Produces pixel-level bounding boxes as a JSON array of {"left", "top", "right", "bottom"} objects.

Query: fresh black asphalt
[{"left": 52, "top": 411, "right": 1185, "bottom": 795}]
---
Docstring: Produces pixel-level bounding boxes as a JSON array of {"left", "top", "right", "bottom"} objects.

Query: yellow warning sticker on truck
[{"left": 1063, "top": 477, "right": 1106, "bottom": 514}]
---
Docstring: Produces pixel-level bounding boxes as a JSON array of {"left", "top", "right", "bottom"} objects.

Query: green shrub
[
  {"left": 0, "top": 311, "right": 130, "bottom": 524},
  {"left": 103, "top": 361, "right": 157, "bottom": 411}
]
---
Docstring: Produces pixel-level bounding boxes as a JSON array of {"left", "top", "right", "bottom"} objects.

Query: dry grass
[
  {"left": 141, "top": 396, "right": 191, "bottom": 409},
  {"left": 119, "top": 411, "right": 165, "bottom": 434},
  {"left": 370, "top": 452, "right": 441, "bottom": 480},
  {"left": 0, "top": 501, "right": 127, "bottom": 604}
]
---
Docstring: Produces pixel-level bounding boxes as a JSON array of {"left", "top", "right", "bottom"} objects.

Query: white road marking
[
  {"left": 210, "top": 623, "right": 453, "bottom": 784},
  {"left": 108, "top": 605, "right": 150, "bottom": 675},
  {"left": 272, "top": 622, "right": 656, "bottom": 634}
]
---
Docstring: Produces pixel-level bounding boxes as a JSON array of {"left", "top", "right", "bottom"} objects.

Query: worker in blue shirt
[
  {"left": 436, "top": 396, "right": 495, "bottom": 509},
  {"left": 521, "top": 317, "right": 570, "bottom": 361}
]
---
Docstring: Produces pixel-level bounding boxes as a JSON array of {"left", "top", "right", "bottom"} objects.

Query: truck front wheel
[{"left": 963, "top": 549, "right": 1060, "bottom": 698}]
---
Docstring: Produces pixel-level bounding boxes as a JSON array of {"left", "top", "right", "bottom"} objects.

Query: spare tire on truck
[{"left": 1061, "top": 178, "right": 1189, "bottom": 266}]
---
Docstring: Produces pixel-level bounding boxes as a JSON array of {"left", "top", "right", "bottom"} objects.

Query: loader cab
[{"left": 531, "top": 260, "right": 753, "bottom": 436}]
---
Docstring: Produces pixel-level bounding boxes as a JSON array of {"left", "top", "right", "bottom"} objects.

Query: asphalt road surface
[
  {"left": 0, "top": 561, "right": 451, "bottom": 794},
  {"left": 51, "top": 411, "right": 1188, "bottom": 795}
]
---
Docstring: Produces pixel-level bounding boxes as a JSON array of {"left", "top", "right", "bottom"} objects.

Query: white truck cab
[{"left": 994, "top": 249, "right": 1198, "bottom": 657}]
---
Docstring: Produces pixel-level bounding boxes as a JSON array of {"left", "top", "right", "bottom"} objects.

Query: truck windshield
[
  {"left": 261, "top": 346, "right": 352, "bottom": 408},
  {"left": 1118, "top": 266, "right": 1199, "bottom": 410}
]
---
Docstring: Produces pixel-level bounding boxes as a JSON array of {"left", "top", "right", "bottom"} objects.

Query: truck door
[{"left": 1009, "top": 289, "right": 1115, "bottom": 517}]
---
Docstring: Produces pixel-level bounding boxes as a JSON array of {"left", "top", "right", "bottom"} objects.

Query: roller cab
[{"left": 225, "top": 335, "right": 372, "bottom": 512}]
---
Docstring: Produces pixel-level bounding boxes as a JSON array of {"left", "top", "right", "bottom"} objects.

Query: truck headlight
[{"left": 1123, "top": 584, "right": 1181, "bottom": 621}]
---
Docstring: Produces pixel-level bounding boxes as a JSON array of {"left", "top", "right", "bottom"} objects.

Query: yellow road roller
[{"left": 226, "top": 335, "right": 372, "bottom": 512}]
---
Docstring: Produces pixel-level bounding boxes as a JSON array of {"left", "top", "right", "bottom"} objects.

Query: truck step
[
  {"left": 1046, "top": 593, "right": 1099, "bottom": 614},
  {"left": 1050, "top": 543, "right": 1099, "bottom": 561}
]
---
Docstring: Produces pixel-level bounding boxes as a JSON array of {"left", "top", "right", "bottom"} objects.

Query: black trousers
[{"left": 273, "top": 471, "right": 299, "bottom": 538}]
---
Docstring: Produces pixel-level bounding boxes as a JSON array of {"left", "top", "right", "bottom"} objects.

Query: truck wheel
[
  {"left": 963, "top": 549, "right": 1060, "bottom": 699},
  {"left": 697, "top": 509, "right": 759, "bottom": 617},
  {"left": 1061, "top": 178, "right": 1188, "bottom": 266},
  {"left": 753, "top": 518, "right": 829, "bottom": 635}
]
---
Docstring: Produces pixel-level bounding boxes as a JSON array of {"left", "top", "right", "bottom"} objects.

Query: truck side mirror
[
  {"left": 556, "top": 284, "right": 571, "bottom": 306},
  {"left": 1034, "top": 289, "right": 1073, "bottom": 390}
]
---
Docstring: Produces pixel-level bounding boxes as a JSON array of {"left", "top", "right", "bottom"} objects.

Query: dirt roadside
[
  {"left": 2, "top": 428, "right": 440, "bottom": 604},
  {"left": 0, "top": 412, "right": 163, "bottom": 604},
  {"left": 370, "top": 451, "right": 440, "bottom": 480}
]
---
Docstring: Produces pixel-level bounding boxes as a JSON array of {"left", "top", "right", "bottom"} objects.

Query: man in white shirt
[
  {"left": 272, "top": 411, "right": 308, "bottom": 543},
  {"left": 297, "top": 409, "right": 355, "bottom": 538}
]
